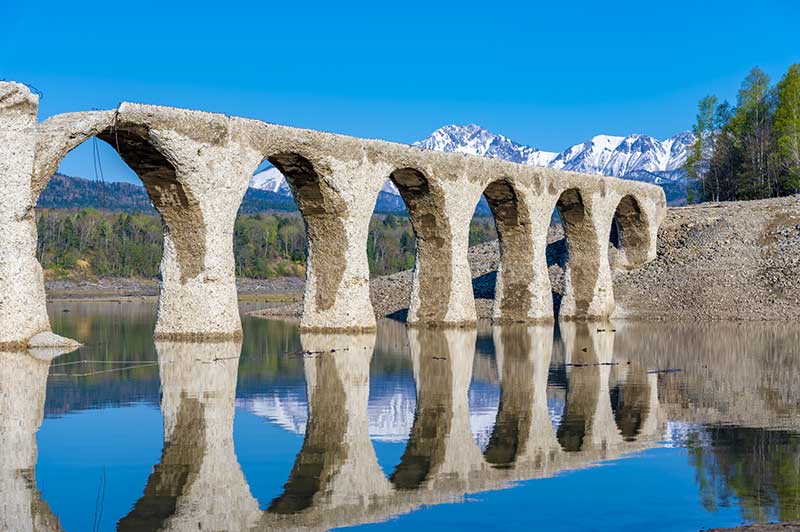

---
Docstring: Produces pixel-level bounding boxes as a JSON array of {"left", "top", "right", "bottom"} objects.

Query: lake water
[{"left": 3, "top": 301, "right": 800, "bottom": 531}]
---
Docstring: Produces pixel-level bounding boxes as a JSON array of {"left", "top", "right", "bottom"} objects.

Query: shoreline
[{"left": 45, "top": 195, "right": 800, "bottom": 323}]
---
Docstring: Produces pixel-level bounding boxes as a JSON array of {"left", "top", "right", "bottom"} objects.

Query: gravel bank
[{"left": 253, "top": 195, "right": 800, "bottom": 322}]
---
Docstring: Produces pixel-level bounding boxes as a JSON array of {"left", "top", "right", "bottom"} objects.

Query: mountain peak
[{"left": 413, "top": 124, "right": 558, "bottom": 167}]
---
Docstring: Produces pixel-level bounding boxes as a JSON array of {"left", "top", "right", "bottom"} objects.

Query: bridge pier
[
  {"left": 0, "top": 84, "right": 56, "bottom": 348},
  {"left": 491, "top": 187, "right": 558, "bottom": 323},
  {"left": 557, "top": 189, "right": 616, "bottom": 321}
]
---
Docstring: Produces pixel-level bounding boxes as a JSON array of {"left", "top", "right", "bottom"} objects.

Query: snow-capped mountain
[
  {"left": 235, "top": 379, "right": 566, "bottom": 450},
  {"left": 414, "top": 125, "right": 695, "bottom": 181},
  {"left": 250, "top": 167, "right": 291, "bottom": 195},
  {"left": 248, "top": 125, "right": 697, "bottom": 205},
  {"left": 548, "top": 132, "right": 694, "bottom": 176},
  {"left": 413, "top": 123, "right": 558, "bottom": 167}
]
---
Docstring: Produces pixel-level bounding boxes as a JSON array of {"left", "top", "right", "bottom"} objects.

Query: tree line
[
  {"left": 687, "top": 64, "right": 800, "bottom": 202},
  {"left": 36, "top": 209, "right": 498, "bottom": 279}
]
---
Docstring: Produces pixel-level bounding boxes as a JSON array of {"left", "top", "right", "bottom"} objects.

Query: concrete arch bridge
[{"left": 0, "top": 82, "right": 666, "bottom": 349}]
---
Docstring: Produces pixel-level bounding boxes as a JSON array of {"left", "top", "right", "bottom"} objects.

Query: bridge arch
[
  {"left": 264, "top": 152, "right": 351, "bottom": 317},
  {"left": 480, "top": 178, "right": 540, "bottom": 323},
  {"left": 609, "top": 194, "right": 651, "bottom": 270},
  {"left": 385, "top": 167, "right": 453, "bottom": 324},
  {"left": 554, "top": 187, "right": 603, "bottom": 319},
  {"left": 34, "top": 116, "right": 207, "bottom": 283}
]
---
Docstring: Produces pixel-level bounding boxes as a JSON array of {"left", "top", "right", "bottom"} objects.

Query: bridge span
[{"left": 0, "top": 82, "right": 665, "bottom": 349}]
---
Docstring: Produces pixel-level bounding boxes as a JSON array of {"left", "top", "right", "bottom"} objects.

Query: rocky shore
[{"left": 253, "top": 195, "right": 800, "bottom": 322}]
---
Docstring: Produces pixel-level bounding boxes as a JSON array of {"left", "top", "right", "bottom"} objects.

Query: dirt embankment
[{"left": 253, "top": 195, "right": 800, "bottom": 322}]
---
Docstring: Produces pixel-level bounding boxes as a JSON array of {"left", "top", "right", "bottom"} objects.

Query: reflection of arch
[
  {"left": 609, "top": 195, "right": 651, "bottom": 269},
  {"left": 484, "top": 324, "right": 558, "bottom": 468},
  {"left": 265, "top": 332, "right": 391, "bottom": 526},
  {"left": 555, "top": 188, "right": 603, "bottom": 320},
  {"left": 387, "top": 168, "right": 453, "bottom": 324},
  {"left": 610, "top": 364, "right": 652, "bottom": 441},
  {"left": 118, "top": 341, "right": 260, "bottom": 532},
  {"left": 390, "top": 328, "right": 484, "bottom": 491},
  {"left": 482, "top": 180, "right": 538, "bottom": 323},
  {"left": 0, "top": 347, "right": 77, "bottom": 532},
  {"left": 557, "top": 322, "right": 622, "bottom": 452}
]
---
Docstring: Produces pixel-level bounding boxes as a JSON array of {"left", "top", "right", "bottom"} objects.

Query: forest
[
  {"left": 36, "top": 209, "right": 498, "bottom": 279},
  {"left": 687, "top": 64, "right": 800, "bottom": 202}
]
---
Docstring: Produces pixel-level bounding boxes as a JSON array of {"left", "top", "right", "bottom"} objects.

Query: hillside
[{"left": 37, "top": 174, "right": 411, "bottom": 214}]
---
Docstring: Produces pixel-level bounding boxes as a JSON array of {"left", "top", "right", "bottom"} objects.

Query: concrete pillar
[
  {"left": 0, "top": 346, "right": 77, "bottom": 532},
  {"left": 118, "top": 340, "right": 261, "bottom": 532},
  {"left": 491, "top": 186, "right": 558, "bottom": 323},
  {"left": 0, "top": 83, "right": 57, "bottom": 348},
  {"left": 485, "top": 324, "right": 559, "bottom": 470},
  {"left": 280, "top": 159, "right": 384, "bottom": 332},
  {"left": 557, "top": 189, "right": 616, "bottom": 321},
  {"left": 392, "top": 328, "right": 485, "bottom": 491},
  {"left": 394, "top": 172, "right": 479, "bottom": 327}
]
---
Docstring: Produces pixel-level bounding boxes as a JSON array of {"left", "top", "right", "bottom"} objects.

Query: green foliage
[
  {"left": 687, "top": 65, "right": 800, "bottom": 202},
  {"left": 688, "top": 426, "right": 800, "bottom": 523},
  {"left": 36, "top": 209, "right": 500, "bottom": 280},
  {"left": 774, "top": 64, "right": 800, "bottom": 194}
]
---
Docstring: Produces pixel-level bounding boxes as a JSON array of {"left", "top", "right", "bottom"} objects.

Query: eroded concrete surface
[{"left": 0, "top": 81, "right": 665, "bottom": 347}]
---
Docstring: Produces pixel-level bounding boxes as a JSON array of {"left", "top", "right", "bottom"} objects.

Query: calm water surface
[{"left": 2, "top": 301, "right": 800, "bottom": 531}]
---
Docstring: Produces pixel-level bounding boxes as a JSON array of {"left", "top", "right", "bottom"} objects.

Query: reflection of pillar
[
  {"left": 268, "top": 332, "right": 390, "bottom": 517},
  {"left": 391, "top": 328, "right": 485, "bottom": 491},
  {"left": 557, "top": 322, "right": 622, "bottom": 452},
  {"left": 613, "top": 370, "right": 661, "bottom": 441},
  {"left": 118, "top": 341, "right": 260, "bottom": 532},
  {"left": 0, "top": 347, "right": 77, "bottom": 532},
  {"left": 485, "top": 324, "right": 559, "bottom": 469}
]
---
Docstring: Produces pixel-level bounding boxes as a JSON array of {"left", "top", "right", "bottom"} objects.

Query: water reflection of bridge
[{"left": 1, "top": 322, "right": 668, "bottom": 531}]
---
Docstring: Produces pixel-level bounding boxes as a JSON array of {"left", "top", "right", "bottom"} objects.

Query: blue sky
[{"left": 2, "top": 0, "right": 798, "bottom": 183}]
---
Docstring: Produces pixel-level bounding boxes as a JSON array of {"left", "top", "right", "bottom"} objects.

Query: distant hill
[
  {"left": 38, "top": 174, "right": 155, "bottom": 212},
  {"left": 37, "top": 174, "right": 410, "bottom": 215}
]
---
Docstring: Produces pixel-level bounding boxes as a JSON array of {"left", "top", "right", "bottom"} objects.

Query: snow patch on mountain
[{"left": 250, "top": 167, "right": 290, "bottom": 194}]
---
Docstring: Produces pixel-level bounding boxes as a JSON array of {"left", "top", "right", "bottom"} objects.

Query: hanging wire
[
  {"left": 0, "top": 78, "right": 43, "bottom": 98},
  {"left": 91, "top": 132, "right": 108, "bottom": 210}
]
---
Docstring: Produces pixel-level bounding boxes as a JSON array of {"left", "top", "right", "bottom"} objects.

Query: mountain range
[{"left": 251, "top": 124, "right": 698, "bottom": 205}]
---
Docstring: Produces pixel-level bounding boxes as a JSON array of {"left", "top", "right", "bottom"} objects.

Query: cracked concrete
[{"left": 0, "top": 81, "right": 665, "bottom": 347}]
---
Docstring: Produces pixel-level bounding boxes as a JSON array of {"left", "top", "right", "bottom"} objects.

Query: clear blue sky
[{"left": 2, "top": 0, "right": 798, "bottom": 183}]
